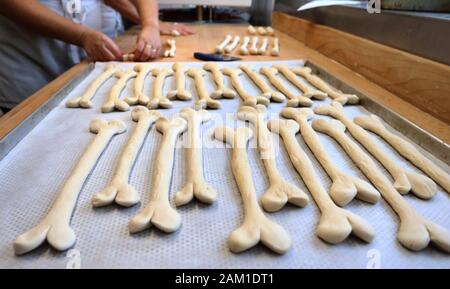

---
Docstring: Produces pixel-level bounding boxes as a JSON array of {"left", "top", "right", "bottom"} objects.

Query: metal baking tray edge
[
  {"left": 0, "top": 63, "right": 95, "bottom": 161},
  {"left": 306, "top": 61, "right": 450, "bottom": 166}
]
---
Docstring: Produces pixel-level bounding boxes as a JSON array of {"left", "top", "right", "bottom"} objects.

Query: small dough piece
[
  {"left": 92, "top": 107, "right": 161, "bottom": 207},
  {"left": 239, "top": 64, "right": 285, "bottom": 102},
  {"left": 175, "top": 108, "right": 217, "bottom": 206},
  {"left": 247, "top": 25, "right": 256, "bottom": 35},
  {"left": 223, "top": 67, "right": 269, "bottom": 107},
  {"left": 214, "top": 126, "right": 291, "bottom": 254},
  {"left": 315, "top": 101, "right": 437, "bottom": 199},
  {"left": 270, "top": 37, "right": 280, "bottom": 57},
  {"left": 167, "top": 63, "right": 192, "bottom": 101},
  {"left": 257, "top": 37, "right": 269, "bottom": 55},
  {"left": 273, "top": 64, "right": 327, "bottom": 100},
  {"left": 239, "top": 36, "right": 250, "bottom": 55},
  {"left": 171, "top": 29, "right": 180, "bottom": 37},
  {"left": 292, "top": 66, "right": 359, "bottom": 104},
  {"left": 13, "top": 119, "right": 126, "bottom": 255},
  {"left": 281, "top": 107, "right": 380, "bottom": 206},
  {"left": 125, "top": 64, "right": 152, "bottom": 106},
  {"left": 257, "top": 26, "right": 267, "bottom": 35},
  {"left": 224, "top": 35, "right": 240, "bottom": 54},
  {"left": 102, "top": 70, "right": 137, "bottom": 113},
  {"left": 148, "top": 67, "right": 174, "bottom": 109},
  {"left": 187, "top": 68, "right": 221, "bottom": 110},
  {"left": 268, "top": 118, "right": 375, "bottom": 244},
  {"left": 312, "top": 118, "right": 450, "bottom": 252},
  {"left": 203, "top": 63, "right": 236, "bottom": 99},
  {"left": 122, "top": 53, "right": 135, "bottom": 62},
  {"left": 66, "top": 65, "right": 119, "bottom": 108},
  {"left": 237, "top": 105, "right": 309, "bottom": 212},
  {"left": 164, "top": 39, "right": 176, "bottom": 58},
  {"left": 266, "top": 26, "right": 275, "bottom": 36},
  {"left": 354, "top": 114, "right": 450, "bottom": 194},
  {"left": 215, "top": 35, "right": 233, "bottom": 54},
  {"left": 260, "top": 67, "right": 312, "bottom": 107},
  {"left": 129, "top": 117, "right": 187, "bottom": 233},
  {"left": 249, "top": 36, "right": 259, "bottom": 55}
]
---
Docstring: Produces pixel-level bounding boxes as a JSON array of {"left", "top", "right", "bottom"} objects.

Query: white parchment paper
[{"left": 0, "top": 60, "right": 449, "bottom": 268}]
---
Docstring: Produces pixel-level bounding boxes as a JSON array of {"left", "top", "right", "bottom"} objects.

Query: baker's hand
[
  {"left": 160, "top": 22, "right": 194, "bottom": 36},
  {"left": 133, "top": 26, "right": 161, "bottom": 61},
  {"left": 80, "top": 29, "right": 123, "bottom": 62}
]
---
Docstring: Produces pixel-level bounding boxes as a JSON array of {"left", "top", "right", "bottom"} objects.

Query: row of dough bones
[
  {"left": 216, "top": 35, "right": 280, "bottom": 56},
  {"left": 17, "top": 101, "right": 450, "bottom": 255},
  {"left": 66, "top": 63, "right": 356, "bottom": 111}
]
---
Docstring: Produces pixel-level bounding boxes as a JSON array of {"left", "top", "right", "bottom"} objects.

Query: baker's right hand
[{"left": 80, "top": 29, "right": 123, "bottom": 62}]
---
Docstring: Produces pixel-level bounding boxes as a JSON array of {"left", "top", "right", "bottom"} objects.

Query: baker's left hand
[{"left": 133, "top": 25, "right": 161, "bottom": 61}]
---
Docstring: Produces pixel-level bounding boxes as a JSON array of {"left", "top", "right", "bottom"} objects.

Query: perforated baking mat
[{"left": 0, "top": 60, "right": 449, "bottom": 268}]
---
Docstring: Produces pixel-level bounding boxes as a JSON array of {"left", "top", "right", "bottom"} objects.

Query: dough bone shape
[
  {"left": 148, "top": 67, "right": 174, "bottom": 109},
  {"left": 239, "top": 64, "right": 285, "bottom": 103},
  {"left": 129, "top": 117, "right": 187, "bottom": 233},
  {"left": 249, "top": 36, "right": 259, "bottom": 55},
  {"left": 292, "top": 66, "right": 359, "bottom": 104},
  {"left": 270, "top": 38, "right": 280, "bottom": 57},
  {"left": 102, "top": 70, "right": 137, "bottom": 113},
  {"left": 13, "top": 119, "right": 126, "bottom": 255},
  {"left": 215, "top": 35, "right": 232, "bottom": 54},
  {"left": 92, "top": 107, "right": 162, "bottom": 207},
  {"left": 281, "top": 107, "right": 380, "bottom": 206},
  {"left": 312, "top": 118, "right": 450, "bottom": 252},
  {"left": 214, "top": 126, "right": 291, "bottom": 254},
  {"left": 164, "top": 39, "right": 176, "bottom": 58},
  {"left": 257, "top": 37, "right": 269, "bottom": 55},
  {"left": 354, "top": 114, "right": 450, "bottom": 194},
  {"left": 174, "top": 108, "right": 217, "bottom": 206},
  {"left": 268, "top": 118, "right": 375, "bottom": 244},
  {"left": 273, "top": 64, "right": 327, "bottom": 100},
  {"left": 203, "top": 63, "right": 237, "bottom": 99},
  {"left": 315, "top": 102, "right": 437, "bottom": 199},
  {"left": 167, "top": 63, "right": 192, "bottom": 101},
  {"left": 187, "top": 68, "right": 221, "bottom": 110},
  {"left": 224, "top": 35, "right": 240, "bottom": 53},
  {"left": 223, "top": 67, "right": 269, "bottom": 107},
  {"left": 239, "top": 36, "right": 250, "bottom": 55},
  {"left": 125, "top": 64, "right": 152, "bottom": 105},
  {"left": 260, "top": 67, "right": 312, "bottom": 107},
  {"left": 237, "top": 105, "right": 309, "bottom": 212},
  {"left": 66, "top": 64, "right": 119, "bottom": 108}
]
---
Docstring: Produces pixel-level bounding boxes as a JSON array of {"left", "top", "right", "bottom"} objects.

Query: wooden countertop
[{"left": 1, "top": 21, "right": 449, "bottom": 145}]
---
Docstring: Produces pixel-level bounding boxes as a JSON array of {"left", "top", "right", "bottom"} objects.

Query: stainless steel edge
[
  {"left": 306, "top": 61, "right": 450, "bottom": 166},
  {"left": 0, "top": 63, "right": 95, "bottom": 161}
]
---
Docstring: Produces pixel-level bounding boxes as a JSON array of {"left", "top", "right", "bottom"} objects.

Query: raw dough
[
  {"left": 92, "top": 107, "right": 161, "bottom": 207},
  {"left": 257, "top": 37, "right": 269, "bottom": 55},
  {"left": 292, "top": 66, "right": 359, "bottom": 104},
  {"left": 167, "top": 63, "right": 193, "bottom": 101},
  {"left": 281, "top": 107, "right": 380, "bottom": 206},
  {"left": 214, "top": 126, "right": 291, "bottom": 254},
  {"left": 237, "top": 105, "right": 309, "bottom": 212},
  {"left": 257, "top": 26, "right": 267, "bottom": 35},
  {"left": 266, "top": 26, "right": 275, "bottom": 36},
  {"left": 312, "top": 118, "right": 450, "bottom": 252},
  {"left": 240, "top": 65, "right": 285, "bottom": 102},
  {"left": 260, "top": 67, "right": 313, "bottom": 107},
  {"left": 268, "top": 118, "right": 375, "bottom": 244},
  {"left": 203, "top": 63, "right": 237, "bottom": 99},
  {"left": 102, "top": 70, "right": 137, "bottom": 113},
  {"left": 129, "top": 117, "right": 187, "bottom": 233},
  {"left": 247, "top": 25, "right": 256, "bottom": 35},
  {"left": 66, "top": 65, "right": 118, "bottom": 108},
  {"left": 122, "top": 53, "right": 135, "bottom": 62},
  {"left": 124, "top": 64, "right": 152, "bottom": 105},
  {"left": 354, "top": 114, "right": 450, "bottom": 194},
  {"left": 273, "top": 64, "right": 327, "bottom": 100},
  {"left": 224, "top": 35, "right": 240, "bottom": 54},
  {"left": 215, "top": 35, "right": 233, "bottom": 54},
  {"left": 223, "top": 67, "right": 269, "bottom": 107},
  {"left": 148, "top": 67, "right": 174, "bottom": 109},
  {"left": 249, "top": 36, "right": 259, "bottom": 55},
  {"left": 239, "top": 36, "right": 250, "bottom": 55},
  {"left": 175, "top": 108, "right": 217, "bottom": 206},
  {"left": 187, "top": 68, "right": 221, "bottom": 110},
  {"left": 315, "top": 102, "right": 437, "bottom": 199},
  {"left": 164, "top": 39, "right": 176, "bottom": 58},
  {"left": 13, "top": 119, "right": 126, "bottom": 255},
  {"left": 270, "top": 37, "right": 280, "bottom": 57}
]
